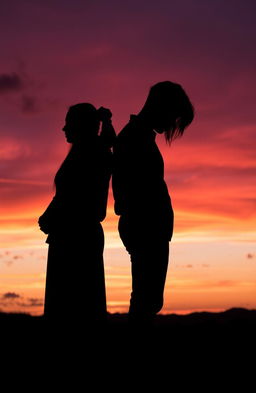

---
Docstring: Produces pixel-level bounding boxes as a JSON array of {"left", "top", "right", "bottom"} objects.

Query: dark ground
[
  {"left": 1, "top": 308, "right": 255, "bottom": 384},
  {"left": 1, "top": 306, "right": 255, "bottom": 324},
  {"left": 1, "top": 307, "right": 255, "bottom": 343}
]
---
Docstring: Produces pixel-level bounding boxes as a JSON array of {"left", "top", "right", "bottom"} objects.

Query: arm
[{"left": 97, "top": 107, "right": 116, "bottom": 148}]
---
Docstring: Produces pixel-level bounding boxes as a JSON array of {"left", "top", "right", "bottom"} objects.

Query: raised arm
[{"left": 97, "top": 107, "right": 116, "bottom": 148}]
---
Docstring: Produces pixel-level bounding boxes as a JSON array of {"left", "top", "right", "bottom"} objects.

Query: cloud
[
  {"left": 0, "top": 254, "right": 23, "bottom": 266},
  {"left": 178, "top": 264, "right": 194, "bottom": 268},
  {"left": 0, "top": 293, "right": 44, "bottom": 308},
  {"left": 2, "top": 292, "right": 20, "bottom": 299},
  {"left": 216, "top": 280, "right": 237, "bottom": 287},
  {"left": 0, "top": 70, "right": 46, "bottom": 115},
  {"left": 21, "top": 95, "right": 39, "bottom": 114},
  {"left": 18, "top": 298, "right": 44, "bottom": 308},
  {"left": 3, "top": 260, "right": 14, "bottom": 267},
  {"left": 0, "top": 138, "right": 31, "bottom": 161},
  {"left": 0, "top": 72, "right": 23, "bottom": 93},
  {"left": 26, "top": 298, "right": 44, "bottom": 307},
  {"left": 13, "top": 255, "right": 23, "bottom": 260}
]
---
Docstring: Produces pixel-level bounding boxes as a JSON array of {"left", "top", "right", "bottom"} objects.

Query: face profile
[
  {"left": 62, "top": 103, "right": 100, "bottom": 144},
  {"left": 62, "top": 120, "right": 74, "bottom": 143}
]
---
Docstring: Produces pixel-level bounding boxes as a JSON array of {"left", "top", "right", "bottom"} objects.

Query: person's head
[
  {"left": 139, "top": 81, "right": 195, "bottom": 142},
  {"left": 62, "top": 103, "right": 100, "bottom": 143}
]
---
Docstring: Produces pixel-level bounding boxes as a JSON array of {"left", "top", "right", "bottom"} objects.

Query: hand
[{"left": 97, "top": 107, "right": 112, "bottom": 122}]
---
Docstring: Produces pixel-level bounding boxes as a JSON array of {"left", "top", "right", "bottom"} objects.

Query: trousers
[{"left": 118, "top": 215, "right": 172, "bottom": 317}]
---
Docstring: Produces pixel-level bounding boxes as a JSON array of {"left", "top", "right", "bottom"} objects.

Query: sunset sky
[{"left": 0, "top": 0, "right": 256, "bottom": 315}]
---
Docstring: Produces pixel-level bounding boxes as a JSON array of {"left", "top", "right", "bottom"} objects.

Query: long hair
[{"left": 143, "top": 81, "right": 195, "bottom": 143}]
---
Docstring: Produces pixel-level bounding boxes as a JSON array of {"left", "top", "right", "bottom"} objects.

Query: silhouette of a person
[
  {"left": 112, "top": 81, "right": 194, "bottom": 324},
  {"left": 39, "top": 103, "right": 115, "bottom": 324}
]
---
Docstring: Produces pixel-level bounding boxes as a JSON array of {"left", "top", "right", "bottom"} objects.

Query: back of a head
[
  {"left": 67, "top": 103, "right": 100, "bottom": 134},
  {"left": 144, "top": 81, "right": 195, "bottom": 142}
]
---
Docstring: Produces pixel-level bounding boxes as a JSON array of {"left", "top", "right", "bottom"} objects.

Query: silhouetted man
[{"left": 112, "top": 81, "right": 194, "bottom": 325}]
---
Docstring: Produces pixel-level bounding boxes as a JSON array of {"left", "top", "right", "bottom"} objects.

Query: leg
[
  {"left": 118, "top": 216, "right": 170, "bottom": 319},
  {"left": 129, "top": 240, "right": 169, "bottom": 317}
]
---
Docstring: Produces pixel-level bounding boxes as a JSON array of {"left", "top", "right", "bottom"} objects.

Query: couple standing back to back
[{"left": 39, "top": 81, "right": 194, "bottom": 325}]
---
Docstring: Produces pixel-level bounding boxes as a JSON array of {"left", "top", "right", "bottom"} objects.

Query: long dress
[{"left": 43, "top": 136, "right": 112, "bottom": 323}]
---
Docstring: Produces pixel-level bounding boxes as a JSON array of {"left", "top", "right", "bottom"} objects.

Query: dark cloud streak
[
  {"left": 0, "top": 293, "right": 44, "bottom": 308},
  {"left": 21, "top": 95, "right": 39, "bottom": 114},
  {"left": 0, "top": 72, "right": 23, "bottom": 93},
  {"left": 2, "top": 292, "right": 20, "bottom": 299}
]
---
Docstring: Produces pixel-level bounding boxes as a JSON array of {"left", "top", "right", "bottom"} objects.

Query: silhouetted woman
[
  {"left": 39, "top": 103, "right": 115, "bottom": 324},
  {"left": 112, "top": 81, "right": 194, "bottom": 324}
]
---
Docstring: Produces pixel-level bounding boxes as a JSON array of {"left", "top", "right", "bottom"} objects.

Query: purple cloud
[{"left": 0, "top": 73, "right": 23, "bottom": 93}]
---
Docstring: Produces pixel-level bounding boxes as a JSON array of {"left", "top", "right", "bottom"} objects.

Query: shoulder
[
  {"left": 117, "top": 122, "right": 132, "bottom": 139},
  {"left": 116, "top": 117, "right": 140, "bottom": 147}
]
